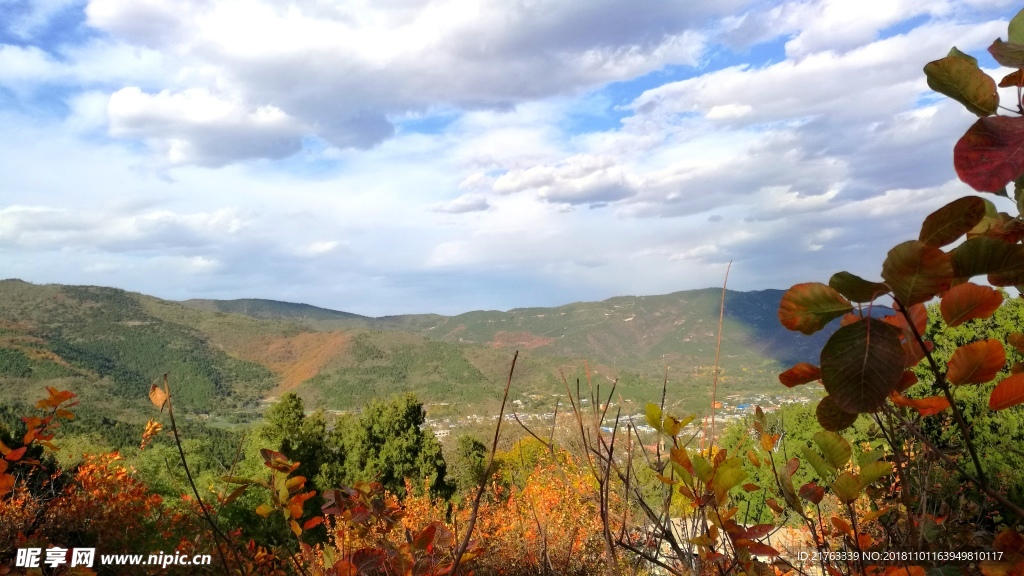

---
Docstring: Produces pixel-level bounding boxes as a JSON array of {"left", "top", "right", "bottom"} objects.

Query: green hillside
[
  {"left": 182, "top": 287, "right": 832, "bottom": 392},
  {"left": 0, "top": 280, "right": 825, "bottom": 424}
]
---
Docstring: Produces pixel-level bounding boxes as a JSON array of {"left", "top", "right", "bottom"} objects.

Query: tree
[
  {"left": 323, "top": 393, "right": 452, "bottom": 499},
  {"left": 448, "top": 434, "right": 488, "bottom": 495}
]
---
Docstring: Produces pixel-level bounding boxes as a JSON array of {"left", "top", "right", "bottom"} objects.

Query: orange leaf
[
  {"left": 779, "top": 363, "right": 821, "bottom": 387},
  {"left": 742, "top": 483, "right": 760, "bottom": 492},
  {"left": 778, "top": 283, "right": 853, "bottom": 335},
  {"left": 831, "top": 516, "right": 853, "bottom": 536},
  {"left": 896, "top": 371, "right": 919, "bottom": 392},
  {"left": 890, "top": 393, "right": 951, "bottom": 416},
  {"left": 999, "top": 70, "right": 1024, "bottom": 87},
  {"left": 738, "top": 540, "right": 779, "bottom": 557},
  {"left": 990, "top": 374, "right": 1024, "bottom": 411},
  {"left": 303, "top": 516, "right": 324, "bottom": 530},
  {"left": 941, "top": 282, "right": 1003, "bottom": 327},
  {"left": 148, "top": 383, "right": 168, "bottom": 411},
  {"left": 947, "top": 339, "right": 1006, "bottom": 385},
  {"left": 4, "top": 447, "right": 27, "bottom": 462}
]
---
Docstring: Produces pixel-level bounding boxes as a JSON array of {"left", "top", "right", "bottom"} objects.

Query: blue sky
[{"left": 0, "top": 0, "right": 1020, "bottom": 315}]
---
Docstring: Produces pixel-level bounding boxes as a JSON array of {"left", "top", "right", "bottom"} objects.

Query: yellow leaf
[{"left": 255, "top": 504, "right": 273, "bottom": 518}]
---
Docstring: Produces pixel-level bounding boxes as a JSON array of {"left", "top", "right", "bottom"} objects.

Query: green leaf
[
  {"left": 671, "top": 460, "right": 694, "bottom": 488},
  {"left": 645, "top": 402, "right": 663, "bottom": 434},
  {"left": 919, "top": 196, "right": 988, "bottom": 247},
  {"left": 813, "top": 431, "right": 852, "bottom": 470},
  {"left": 858, "top": 450, "right": 884, "bottom": 467},
  {"left": 924, "top": 54, "right": 998, "bottom": 117},
  {"left": 831, "top": 471, "right": 862, "bottom": 504},
  {"left": 778, "top": 282, "right": 853, "bottom": 335},
  {"left": 801, "top": 445, "right": 836, "bottom": 480},
  {"left": 829, "top": 272, "right": 888, "bottom": 303},
  {"left": 1011, "top": 9, "right": 1024, "bottom": 44},
  {"left": 712, "top": 461, "right": 748, "bottom": 496},
  {"left": 859, "top": 461, "right": 894, "bottom": 488},
  {"left": 881, "top": 240, "right": 954, "bottom": 306},
  {"left": 989, "top": 38, "right": 1024, "bottom": 69},
  {"left": 778, "top": 457, "right": 802, "bottom": 513},
  {"left": 820, "top": 319, "right": 905, "bottom": 413},
  {"left": 816, "top": 395, "right": 858, "bottom": 432},
  {"left": 948, "top": 46, "right": 978, "bottom": 66},
  {"left": 692, "top": 455, "right": 713, "bottom": 484},
  {"left": 950, "top": 236, "right": 1024, "bottom": 286}
]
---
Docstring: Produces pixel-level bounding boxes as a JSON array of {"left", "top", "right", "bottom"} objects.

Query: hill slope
[{"left": 0, "top": 280, "right": 827, "bottom": 421}]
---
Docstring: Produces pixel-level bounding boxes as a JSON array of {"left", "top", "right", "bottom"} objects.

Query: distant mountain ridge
[
  {"left": 0, "top": 279, "right": 829, "bottom": 421},
  {"left": 182, "top": 287, "right": 831, "bottom": 373}
]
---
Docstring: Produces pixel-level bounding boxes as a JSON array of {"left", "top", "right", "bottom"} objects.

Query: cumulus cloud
[
  {"left": 492, "top": 155, "right": 641, "bottom": 205},
  {"left": 107, "top": 88, "right": 305, "bottom": 166},
  {"left": 71, "top": 0, "right": 754, "bottom": 165}
]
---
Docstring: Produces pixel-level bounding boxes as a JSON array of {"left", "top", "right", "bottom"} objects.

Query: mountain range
[{"left": 0, "top": 279, "right": 827, "bottom": 422}]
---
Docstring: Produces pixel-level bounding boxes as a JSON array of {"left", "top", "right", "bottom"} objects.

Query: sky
[{"left": 0, "top": 0, "right": 1021, "bottom": 316}]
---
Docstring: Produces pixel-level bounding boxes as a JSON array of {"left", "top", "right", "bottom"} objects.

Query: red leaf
[
  {"left": 302, "top": 517, "right": 323, "bottom": 531},
  {"left": 4, "top": 447, "right": 26, "bottom": 462},
  {"left": 739, "top": 540, "right": 780, "bottom": 557},
  {"left": 1009, "top": 333, "right": 1024, "bottom": 354},
  {"left": 799, "top": 482, "right": 825, "bottom": 504},
  {"left": 941, "top": 282, "right": 1004, "bottom": 327},
  {"left": 779, "top": 363, "right": 821, "bottom": 387},
  {"left": 778, "top": 283, "right": 853, "bottom": 335},
  {"left": 947, "top": 339, "right": 1006, "bottom": 385},
  {"left": 897, "top": 371, "right": 919, "bottom": 392},
  {"left": 954, "top": 116, "right": 1024, "bottom": 193},
  {"left": 889, "top": 392, "right": 951, "bottom": 416},
  {"left": 990, "top": 374, "right": 1024, "bottom": 411},
  {"left": 741, "top": 524, "right": 776, "bottom": 540}
]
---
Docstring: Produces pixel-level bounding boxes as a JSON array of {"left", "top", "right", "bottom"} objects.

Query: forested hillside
[{"left": 0, "top": 280, "right": 823, "bottom": 422}]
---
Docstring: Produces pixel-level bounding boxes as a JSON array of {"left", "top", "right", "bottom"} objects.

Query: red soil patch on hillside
[
  {"left": 232, "top": 331, "right": 352, "bottom": 393},
  {"left": 488, "top": 331, "right": 554, "bottom": 350}
]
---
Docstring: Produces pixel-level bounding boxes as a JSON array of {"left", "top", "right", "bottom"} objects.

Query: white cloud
[
  {"left": 433, "top": 194, "right": 491, "bottom": 214},
  {"left": 71, "top": 0, "right": 751, "bottom": 165},
  {"left": 492, "top": 154, "right": 641, "bottom": 205},
  {"left": 107, "top": 88, "right": 305, "bottom": 166}
]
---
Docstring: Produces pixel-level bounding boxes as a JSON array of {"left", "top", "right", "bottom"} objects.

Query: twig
[
  {"left": 161, "top": 375, "right": 237, "bottom": 575},
  {"left": 895, "top": 299, "right": 987, "bottom": 488},
  {"left": 451, "top": 351, "right": 518, "bottom": 575},
  {"left": 708, "top": 261, "right": 731, "bottom": 445},
  {"left": 884, "top": 405, "right": 1024, "bottom": 517}
]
